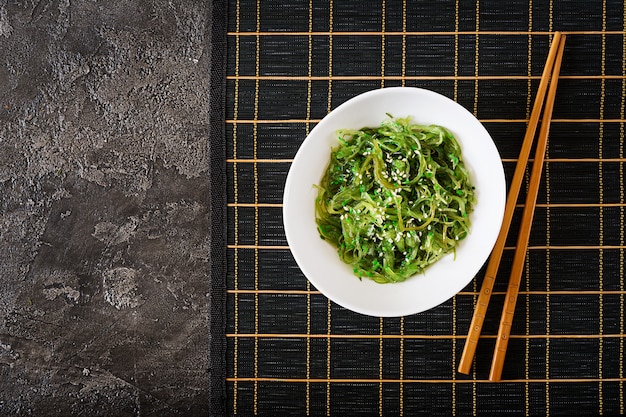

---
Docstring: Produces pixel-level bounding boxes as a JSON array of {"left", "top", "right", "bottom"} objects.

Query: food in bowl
[{"left": 315, "top": 115, "right": 475, "bottom": 283}]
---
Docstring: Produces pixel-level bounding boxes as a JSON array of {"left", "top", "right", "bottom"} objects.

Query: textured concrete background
[{"left": 0, "top": 0, "right": 211, "bottom": 415}]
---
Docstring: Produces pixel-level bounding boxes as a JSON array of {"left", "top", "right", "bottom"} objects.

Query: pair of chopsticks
[{"left": 458, "top": 32, "right": 566, "bottom": 382}]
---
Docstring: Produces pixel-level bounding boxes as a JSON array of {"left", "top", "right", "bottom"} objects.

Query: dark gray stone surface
[{"left": 0, "top": 1, "right": 212, "bottom": 415}]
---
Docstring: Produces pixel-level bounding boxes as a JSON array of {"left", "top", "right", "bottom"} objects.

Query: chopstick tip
[{"left": 457, "top": 364, "right": 471, "bottom": 375}]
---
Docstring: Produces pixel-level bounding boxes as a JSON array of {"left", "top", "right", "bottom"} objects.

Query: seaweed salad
[{"left": 315, "top": 116, "right": 476, "bottom": 283}]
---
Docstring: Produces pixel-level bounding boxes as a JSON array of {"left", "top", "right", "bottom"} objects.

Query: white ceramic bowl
[{"left": 283, "top": 87, "right": 505, "bottom": 317}]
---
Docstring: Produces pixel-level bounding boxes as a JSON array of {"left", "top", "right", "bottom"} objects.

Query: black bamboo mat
[{"left": 224, "top": 0, "right": 626, "bottom": 415}]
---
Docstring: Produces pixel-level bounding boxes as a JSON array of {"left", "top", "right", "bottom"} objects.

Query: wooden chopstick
[
  {"left": 488, "top": 34, "right": 566, "bottom": 382},
  {"left": 457, "top": 32, "right": 565, "bottom": 376}
]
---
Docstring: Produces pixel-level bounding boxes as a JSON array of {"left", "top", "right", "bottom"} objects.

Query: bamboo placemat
[{"left": 224, "top": 0, "right": 626, "bottom": 415}]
